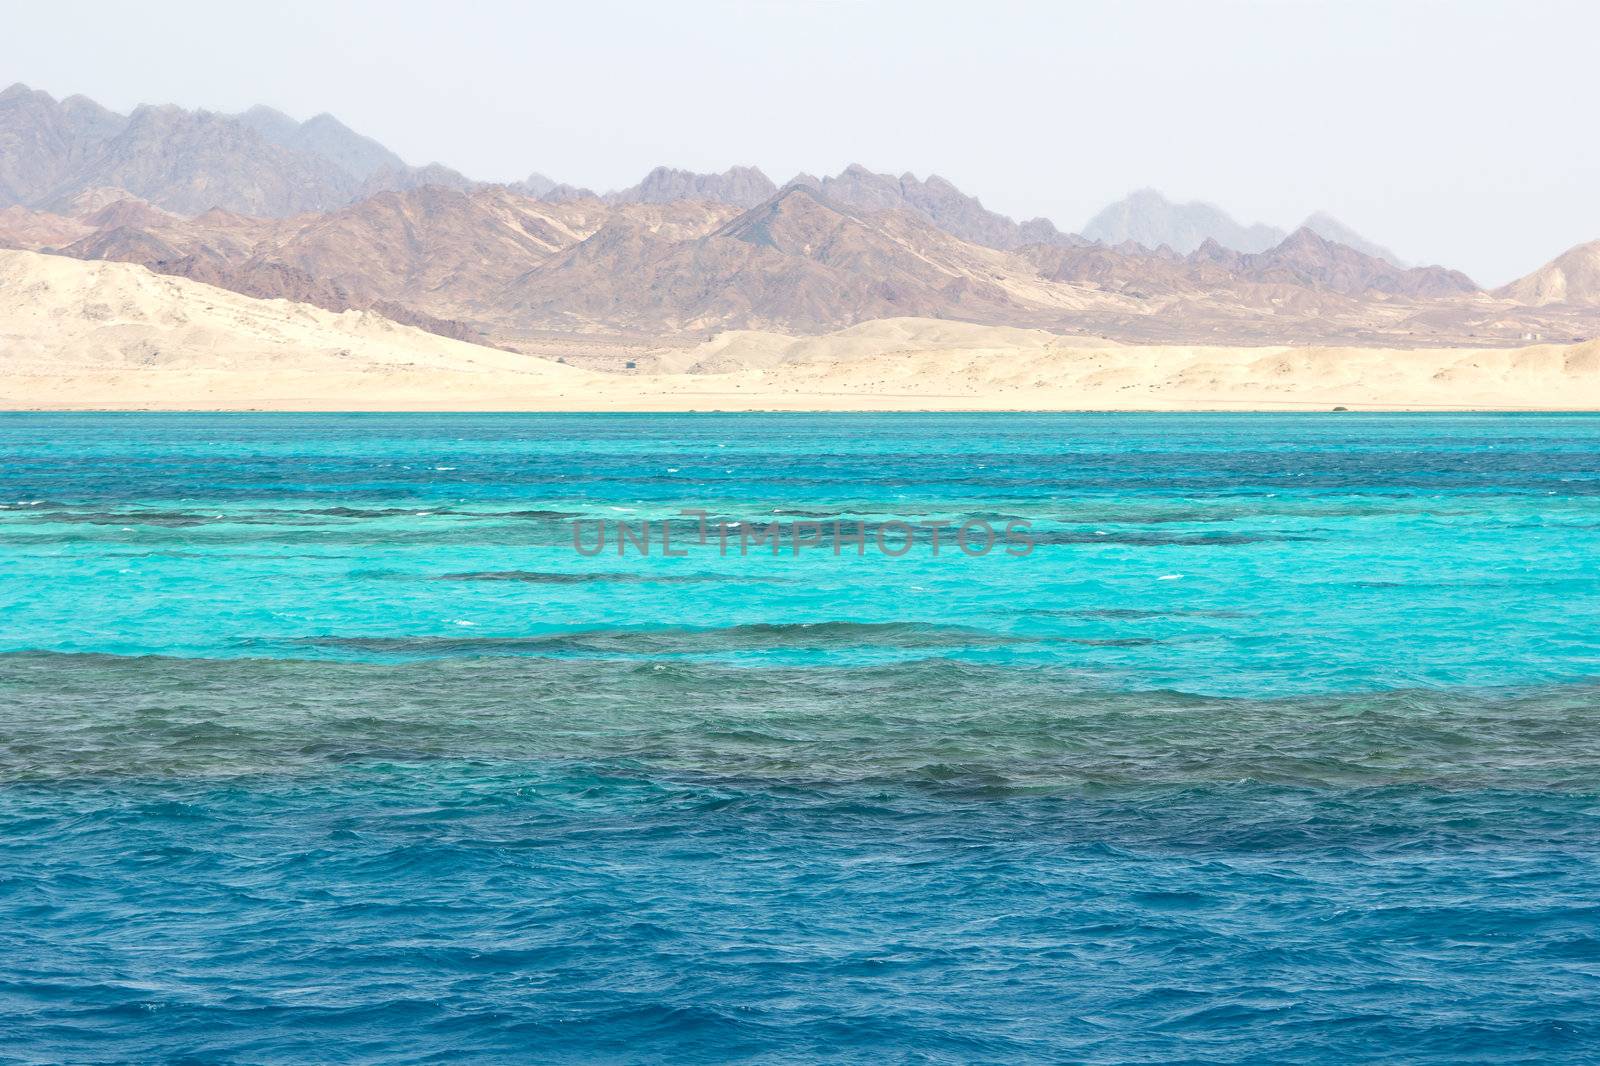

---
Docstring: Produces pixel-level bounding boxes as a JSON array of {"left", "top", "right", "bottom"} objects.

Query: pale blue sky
[{"left": 3, "top": 0, "right": 1594, "bottom": 284}]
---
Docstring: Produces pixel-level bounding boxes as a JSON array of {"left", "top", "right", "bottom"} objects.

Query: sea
[{"left": 1, "top": 412, "right": 1597, "bottom": 1063}]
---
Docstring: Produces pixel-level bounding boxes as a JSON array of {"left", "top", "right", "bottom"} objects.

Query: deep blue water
[{"left": 2, "top": 413, "right": 1598, "bottom": 1063}]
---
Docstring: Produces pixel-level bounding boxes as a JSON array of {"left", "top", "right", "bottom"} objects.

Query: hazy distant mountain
[
  {"left": 0, "top": 84, "right": 470, "bottom": 217},
  {"left": 789, "top": 164, "right": 1074, "bottom": 251},
  {"left": 1299, "top": 212, "right": 1406, "bottom": 267},
  {"left": 1082, "top": 189, "right": 1412, "bottom": 271},
  {"left": 1497, "top": 240, "right": 1600, "bottom": 306},
  {"left": 609, "top": 166, "right": 777, "bottom": 208},
  {"left": 73, "top": 103, "right": 363, "bottom": 216},
  {"left": 0, "top": 84, "right": 127, "bottom": 205},
  {"left": 503, "top": 170, "right": 597, "bottom": 202},
  {"left": 356, "top": 162, "right": 476, "bottom": 198},
  {"left": 231, "top": 104, "right": 298, "bottom": 144},
  {"left": 540, "top": 183, "right": 600, "bottom": 203},
  {"left": 510, "top": 172, "right": 558, "bottom": 197},
  {"left": 235, "top": 105, "right": 407, "bottom": 182},
  {"left": 2, "top": 84, "right": 359, "bottom": 215},
  {"left": 1083, "top": 189, "right": 1286, "bottom": 254}
]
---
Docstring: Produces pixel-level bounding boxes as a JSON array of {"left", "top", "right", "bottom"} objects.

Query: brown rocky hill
[
  {"left": 0, "top": 205, "right": 92, "bottom": 249},
  {"left": 1214, "top": 228, "right": 1474, "bottom": 297},
  {"left": 531, "top": 164, "right": 1076, "bottom": 252},
  {"left": 40, "top": 186, "right": 733, "bottom": 339},
  {"left": 249, "top": 188, "right": 736, "bottom": 322},
  {"left": 41, "top": 192, "right": 485, "bottom": 342},
  {"left": 789, "top": 165, "right": 1074, "bottom": 251},
  {"left": 1497, "top": 241, "right": 1600, "bottom": 306},
  {"left": 9, "top": 180, "right": 1600, "bottom": 349},
  {"left": 1020, "top": 228, "right": 1472, "bottom": 301},
  {"left": 608, "top": 166, "right": 777, "bottom": 209},
  {"left": 1022, "top": 240, "right": 1230, "bottom": 296},
  {"left": 501, "top": 184, "right": 1028, "bottom": 332},
  {"left": 148, "top": 255, "right": 486, "bottom": 342}
]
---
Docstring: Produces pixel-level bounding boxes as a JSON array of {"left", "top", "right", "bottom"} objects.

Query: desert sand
[{"left": 2, "top": 249, "right": 1596, "bottom": 412}]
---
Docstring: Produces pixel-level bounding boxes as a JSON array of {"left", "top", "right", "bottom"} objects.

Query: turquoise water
[{"left": 2, "top": 413, "right": 1598, "bottom": 1062}]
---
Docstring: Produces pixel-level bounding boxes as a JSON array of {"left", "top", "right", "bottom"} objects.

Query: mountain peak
[
  {"left": 1083, "top": 189, "right": 1286, "bottom": 255},
  {"left": 609, "top": 165, "right": 776, "bottom": 208},
  {"left": 236, "top": 104, "right": 300, "bottom": 143},
  {"left": 541, "top": 183, "right": 599, "bottom": 203},
  {"left": 1497, "top": 239, "right": 1600, "bottom": 306},
  {"left": 511, "top": 172, "right": 558, "bottom": 197},
  {"left": 242, "top": 104, "right": 295, "bottom": 122},
  {"left": 716, "top": 183, "right": 847, "bottom": 250},
  {"left": 1298, "top": 211, "right": 1406, "bottom": 266},
  {"left": 302, "top": 112, "right": 355, "bottom": 133},
  {"left": 231, "top": 104, "right": 407, "bottom": 182},
  {"left": 1126, "top": 187, "right": 1169, "bottom": 203},
  {"left": 1277, "top": 225, "right": 1334, "bottom": 251},
  {"left": 801, "top": 165, "right": 1058, "bottom": 251}
]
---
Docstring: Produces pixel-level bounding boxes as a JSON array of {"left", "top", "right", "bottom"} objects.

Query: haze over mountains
[
  {"left": 0, "top": 82, "right": 1389, "bottom": 255},
  {"left": 1082, "top": 189, "right": 1408, "bottom": 266},
  {"left": 0, "top": 83, "right": 472, "bottom": 216},
  {"left": 4, "top": 82, "right": 1600, "bottom": 356}
]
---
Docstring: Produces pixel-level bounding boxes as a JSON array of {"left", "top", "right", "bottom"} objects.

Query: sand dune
[
  {"left": 2, "top": 250, "right": 1596, "bottom": 411},
  {"left": 0, "top": 248, "right": 588, "bottom": 406}
]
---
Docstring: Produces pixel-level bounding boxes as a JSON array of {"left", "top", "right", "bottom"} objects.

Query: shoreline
[
  {"left": 7, "top": 405, "right": 1597, "bottom": 413},
  {"left": 5, "top": 387, "right": 1595, "bottom": 415}
]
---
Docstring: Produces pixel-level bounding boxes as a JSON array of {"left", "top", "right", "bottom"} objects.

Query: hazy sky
[{"left": 3, "top": 0, "right": 1594, "bottom": 284}]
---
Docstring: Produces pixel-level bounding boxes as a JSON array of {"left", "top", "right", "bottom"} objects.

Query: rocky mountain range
[
  {"left": 0, "top": 83, "right": 469, "bottom": 217},
  {"left": 609, "top": 166, "right": 777, "bottom": 209},
  {"left": 0, "top": 84, "right": 1404, "bottom": 263},
  {"left": 786, "top": 165, "right": 1076, "bottom": 251},
  {"left": 3, "top": 82, "right": 1599, "bottom": 353}
]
